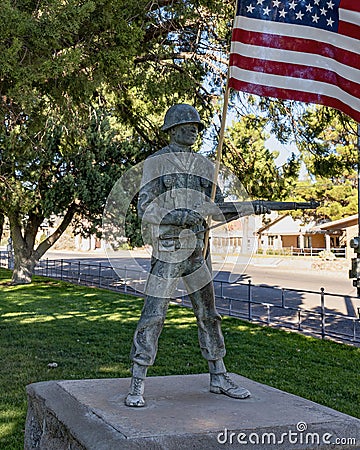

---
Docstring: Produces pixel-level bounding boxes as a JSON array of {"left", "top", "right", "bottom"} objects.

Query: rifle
[
  {"left": 217, "top": 200, "right": 319, "bottom": 216},
  {"left": 158, "top": 200, "right": 319, "bottom": 239},
  {"left": 200, "top": 199, "right": 320, "bottom": 234}
]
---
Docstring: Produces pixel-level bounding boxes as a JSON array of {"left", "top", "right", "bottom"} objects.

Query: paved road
[{"left": 44, "top": 249, "right": 360, "bottom": 314}]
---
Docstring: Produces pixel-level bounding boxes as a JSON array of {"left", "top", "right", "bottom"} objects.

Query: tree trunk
[
  {"left": 0, "top": 213, "right": 4, "bottom": 243},
  {"left": 9, "top": 213, "right": 39, "bottom": 285},
  {"left": 8, "top": 203, "right": 77, "bottom": 284},
  {"left": 11, "top": 253, "right": 36, "bottom": 285}
]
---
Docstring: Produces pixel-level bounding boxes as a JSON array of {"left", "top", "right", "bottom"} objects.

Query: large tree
[
  {"left": 1, "top": 103, "right": 145, "bottom": 283},
  {"left": 0, "top": 0, "right": 235, "bottom": 283}
]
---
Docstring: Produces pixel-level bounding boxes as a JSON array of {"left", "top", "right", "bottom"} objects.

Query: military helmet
[{"left": 161, "top": 104, "right": 205, "bottom": 132}]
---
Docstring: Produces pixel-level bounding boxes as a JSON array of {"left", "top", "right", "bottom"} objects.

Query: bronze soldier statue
[{"left": 125, "top": 104, "right": 258, "bottom": 407}]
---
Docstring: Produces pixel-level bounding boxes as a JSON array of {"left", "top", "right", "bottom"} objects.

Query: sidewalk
[{"left": 212, "top": 252, "right": 349, "bottom": 273}]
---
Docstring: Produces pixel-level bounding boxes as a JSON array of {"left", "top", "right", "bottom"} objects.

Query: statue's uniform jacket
[{"left": 130, "top": 144, "right": 226, "bottom": 367}]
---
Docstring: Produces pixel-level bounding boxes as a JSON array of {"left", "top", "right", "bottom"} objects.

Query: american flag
[{"left": 229, "top": 0, "right": 360, "bottom": 122}]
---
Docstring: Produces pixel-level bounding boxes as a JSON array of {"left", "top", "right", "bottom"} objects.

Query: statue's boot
[
  {"left": 209, "top": 360, "right": 251, "bottom": 399},
  {"left": 125, "top": 363, "right": 147, "bottom": 407}
]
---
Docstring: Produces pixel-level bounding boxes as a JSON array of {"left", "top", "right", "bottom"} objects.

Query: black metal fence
[
  {"left": 0, "top": 251, "right": 11, "bottom": 269},
  {"left": 1, "top": 252, "right": 359, "bottom": 345}
]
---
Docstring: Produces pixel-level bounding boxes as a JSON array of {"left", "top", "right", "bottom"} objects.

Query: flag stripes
[{"left": 229, "top": 0, "right": 360, "bottom": 122}]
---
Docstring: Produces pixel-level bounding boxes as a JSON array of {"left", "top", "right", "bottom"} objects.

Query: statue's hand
[
  {"left": 253, "top": 203, "right": 271, "bottom": 215},
  {"left": 182, "top": 209, "right": 203, "bottom": 226}
]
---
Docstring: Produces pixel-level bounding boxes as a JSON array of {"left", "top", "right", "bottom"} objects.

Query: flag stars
[
  {"left": 246, "top": 4, "right": 255, "bottom": 13},
  {"left": 312, "top": 13, "right": 319, "bottom": 23},
  {"left": 241, "top": 0, "right": 338, "bottom": 30}
]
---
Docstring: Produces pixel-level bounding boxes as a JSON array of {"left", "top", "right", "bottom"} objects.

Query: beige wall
[
  {"left": 346, "top": 225, "right": 358, "bottom": 259},
  {"left": 281, "top": 236, "right": 297, "bottom": 247},
  {"left": 310, "top": 234, "right": 325, "bottom": 248}
]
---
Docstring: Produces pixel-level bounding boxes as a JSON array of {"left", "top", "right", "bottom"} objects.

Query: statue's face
[{"left": 171, "top": 123, "right": 199, "bottom": 146}]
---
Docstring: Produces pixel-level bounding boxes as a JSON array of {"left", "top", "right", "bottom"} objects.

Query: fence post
[
  {"left": 220, "top": 280, "right": 224, "bottom": 299},
  {"left": 124, "top": 266, "right": 127, "bottom": 293},
  {"left": 60, "top": 259, "right": 63, "bottom": 280},
  {"left": 46, "top": 258, "right": 49, "bottom": 277},
  {"left": 352, "top": 318, "right": 357, "bottom": 342},
  {"left": 266, "top": 304, "right": 271, "bottom": 324},
  {"left": 78, "top": 261, "right": 81, "bottom": 284},
  {"left": 98, "top": 263, "right": 102, "bottom": 287},
  {"left": 247, "top": 280, "right": 252, "bottom": 320},
  {"left": 320, "top": 287, "right": 326, "bottom": 339},
  {"left": 281, "top": 288, "right": 285, "bottom": 308}
]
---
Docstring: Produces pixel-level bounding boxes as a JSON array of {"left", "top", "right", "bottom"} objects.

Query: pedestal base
[{"left": 25, "top": 373, "right": 359, "bottom": 449}]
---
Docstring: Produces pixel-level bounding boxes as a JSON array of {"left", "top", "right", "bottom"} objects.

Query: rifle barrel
[
  {"left": 252, "top": 200, "right": 319, "bottom": 210},
  {"left": 217, "top": 200, "right": 319, "bottom": 214}
]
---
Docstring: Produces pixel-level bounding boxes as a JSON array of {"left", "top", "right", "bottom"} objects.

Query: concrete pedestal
[{"left": 25, "top": 373, "right": 360, "bottom": 449}]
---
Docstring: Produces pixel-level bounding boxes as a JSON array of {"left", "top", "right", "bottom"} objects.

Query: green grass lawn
[{"left": 0, "top": 268, "right": 359, "bottom": 449}]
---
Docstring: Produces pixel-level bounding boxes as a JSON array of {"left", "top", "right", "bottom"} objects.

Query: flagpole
[
  {"left": 349, "top": 123, "right": 360, "bottom": 296},
  {"left": 357, "top": 122, "right": 360, "bottom": 296},
  {"left": 357, "top": 123, "right": 360, "bottom": 240},
  {"left": 202, "top": 74, "right": 231, "bottom": 258},
  {"left": 203, "top": 0, "right": 239, "bottom": 258}
]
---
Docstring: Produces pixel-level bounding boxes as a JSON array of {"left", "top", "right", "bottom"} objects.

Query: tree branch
[
  {"left": 8, "top": 211, "right": 25, "bottom": 251},
  {"left": 146, "top": 0, "right": 180, "bottom": 11},
  {"left": 24, "top": 212, "right": 44, "bottom": 250},
  {"left": 35, "top": 203, "right": 78, "bottom": 259},
  {"left": 135, "top": 51, "right": 229, "bottom": 69}
]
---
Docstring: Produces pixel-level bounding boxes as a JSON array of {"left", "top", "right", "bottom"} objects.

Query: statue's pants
[{"left": 130, "top": 249, "right": 226, "bottom": 367}]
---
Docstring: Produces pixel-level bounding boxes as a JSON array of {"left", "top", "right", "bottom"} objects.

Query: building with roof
[{"left": 257, "top": 214, "right": 358, "bottom": 258}]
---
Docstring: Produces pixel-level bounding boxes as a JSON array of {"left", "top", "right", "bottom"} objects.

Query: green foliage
[
  {"left": 253, "top": 97, "right": 357, "bottom": 179},
  {"left": 296, "top": 107, "right": 357, "bottom": 179},
  {"left": 0, "top": 0, "right": 239, "bottom": 282},
  {"left": 251, "top": 99, "right": 358, "bottom": 221},
  {"left": 257, "top": 99, "right": 357, "bottom": 180},
  {"left": 0, "top": 103, "right": 140, "bottom": 226},
  {"left": 125, "top": 199, "right": 144, "bottom": 248},
  {"left": 223, "top": 115, "right": 300, "bottom": 200},
  {"left": 291, "top": 179, "right": 357, "bottom": 222}
]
